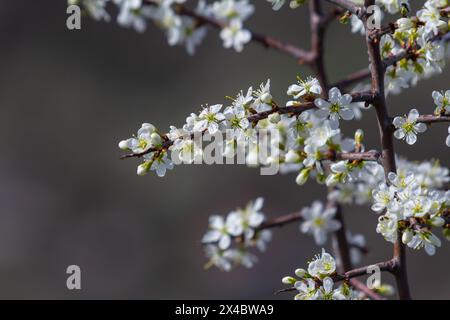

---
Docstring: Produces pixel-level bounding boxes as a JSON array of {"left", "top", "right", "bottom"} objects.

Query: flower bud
[
  {"left": 402, "top": 229, "right": 413, "bottom": 244},
  {"left": 295, "top": 268, "right": 307, "bottom": 278},
  {"left": 137, "top": 162, "right": 150, "bottom": 176},
  {"left": 296, "top": 168, "right": 310, "bottom": 186},
  {"left": 150, "top": 132, "right": 162, "bottom": 145},
  {"left": 268, "top": 112, "right": 281, "bottom": 124},
  {"left": 355, "top": 129, "right": 364, "bottom": 145},
  {"left": 289, "top": 0, "right": 305, "bottom": 9},
  {"left": 285, "top": 150, "right": 300, "bottom": 163},
  {"left": 430, "top": 216, "right": 445, "bottom": 227},
  {"left": 260, "top": 92, "right": 272, "bottom": 104},
  {"left": 443, "top": 228, "right": 450, "bottom": 241},
  {"left": 325, "top": 173, "right": 341, "bottom": 187},
  {"left": 339, "top": 12, "right": 351, "bottom": 25},
  {"left": 282, "top": 276, "right": 296, "bottom": 285},
  {"left": 118, "top": 139, "right": 130, "bottom": 150}
]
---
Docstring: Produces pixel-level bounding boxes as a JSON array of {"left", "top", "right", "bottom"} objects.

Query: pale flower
[
  {"left": 314, "top": 87, "right": 354, "bottom": 129},
  {"left": 220, "top": 19, "right": 251, "bottom": 52},
  {"left": 194, "top": 104, "right": 225, "bottom": 134},
  {"left": 287, "top": 76, "right": 322, "bottom": 99},
  {"left": 393, "top": 109, "right": 427, "bottom": 145},
  {"left": 300, "top": 201, "right": 341, "bottom": 245},
  {"left": 307, "top": 249, "right": 336, "bottom": 278}
]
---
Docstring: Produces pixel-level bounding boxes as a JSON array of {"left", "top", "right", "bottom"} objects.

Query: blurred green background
[{"left": 0, "top": 0, "right": 448, "bottom": 299}]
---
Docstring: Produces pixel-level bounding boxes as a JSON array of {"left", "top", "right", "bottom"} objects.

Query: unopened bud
[
  {"left": 355, "top": 129, "right": 364, "bottom": 145},
  {"left": 285, "top": 150, "right": 300, "bottom": 163},
  {"left": 150, "top": 132, "right": 162, "bottom": 145},
  {"left": 296, "top": 168, "right": 310, "bottom": 185},
  {"left": 282, "top": 276, "right": 296, "bottom": 285},
  {"left": 339, "top": 12, "right": 351, "bottom": 25},
  {"left": 268, "top": 112, "right": 281, "bottom": 124},
  {"left": 430, "top": 216, "right": 445, "bottom": 228},
  {"left": 137, "top": 162, "right": 150, "bottom": 176},
  {"left": 260, "top": 92, "right": 272, "bottom": 104},
  {"left": 118, "top": 139, "right": 130, "bottom": 150},
  {"left": 289, "top": 0, "right": 305, "bottom": 9},
  {"left": 295, "top": 268, "right": 307, "bottom": 278},
  {"left": 402, "top": 229, "right": 413, "bottom": 244}
]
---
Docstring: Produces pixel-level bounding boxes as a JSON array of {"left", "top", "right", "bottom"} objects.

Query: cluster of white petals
[
  {"left": 372, "top": 170, "right": 449, "bottom": 255},
  {"left": 282, "top": 249, "right": 358, "bottom": 300},
  {"left": 72, "top": 0, "right": 256, "bottom": 54},
  {"left": 202, "top": 198, "right": 272, "bottom": 271}
]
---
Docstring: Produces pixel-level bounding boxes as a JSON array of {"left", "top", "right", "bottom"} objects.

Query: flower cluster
[
  {"left": 383, "top": 1, "right": 449, "bottom": 95},
  {"left": 328, "top": 156, "right": 450, "bottom": 208},
  {"left": 372, "top": 171, "right": 450, "bottom": 255},
  {"left": 202, "top": 198, "right": 272, "bottom": 271},
  {"left": 119, "top": 77, "right": 374, "bottom": 182},
  {"left": 281, "top": 249, "right": 357, "bottom": 300},
  {"left": 73, "top": 0, "right": 256, "bottom": 54}
]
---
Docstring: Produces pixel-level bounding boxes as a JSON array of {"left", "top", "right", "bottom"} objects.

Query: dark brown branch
[
  {"left": 363, "top": 0, "right": 411, "bottom": 300},
  {"left": 417, "top": 114, "right": 450, "bottom": 124},
  {"left": 143, "top": 0, "right": 314, "bottom": 63},
  {"left": 350, "top": 279, "right": 386, "bottom": 300},
  {"left": 255, "top": 210, "right": 369, "bottom": 254},
  {"left": 310, "top": 0, "right": 329, "bottom": 91},
  {"left": 309, "top": 3, "right": 382, "bottom": 301},
  {"left": 329, "top": 201, "right": 352, "bottom": 273}
]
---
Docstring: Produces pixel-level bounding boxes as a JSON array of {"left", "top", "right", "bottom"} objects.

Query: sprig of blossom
[
  {"left": 281, "top": 249, "right": 357, "bottom": 300},
  {"left": 371, "top": 171, "right": 450, "bottom": 255},
  {"left": 202, "top": 198, "right": 272, "bottom": 271}
]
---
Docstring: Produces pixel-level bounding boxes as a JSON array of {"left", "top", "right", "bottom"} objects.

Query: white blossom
[
  {"left": 287, "top": 76, "right": 322, "bottom": 100},
  {"left": 393, "top": 109, "right": 427, "bottom": 145},
  {"left": 307, "top": 249, "right": 337, "bottom": 279},
  {"left": 300, "top": 201, "right": 341, "bottom": 245},
  {"left": 220, "top": 19, "right": 251, "bottom": 52},
  {"left": 194, "top": 104, "right": 226, "bottom": 134},
  {"left": 432, "top": 90, "right": 450, "bottom": 114},
  {"left": 314, "top": 87, "right": 354, "bottom": 129}
]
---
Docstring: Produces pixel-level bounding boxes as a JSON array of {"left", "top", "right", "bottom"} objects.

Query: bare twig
[{"left": 417, "top": 114, "right": 450, "bottom": 124}]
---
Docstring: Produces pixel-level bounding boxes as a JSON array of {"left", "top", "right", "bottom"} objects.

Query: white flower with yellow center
[
  {"left": 393, "top": 109, "right": 427, "bottom": 145},
  {"left": 300, "top": 201, "right": 341, "bottom": 245}
]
